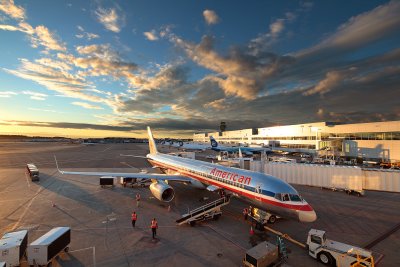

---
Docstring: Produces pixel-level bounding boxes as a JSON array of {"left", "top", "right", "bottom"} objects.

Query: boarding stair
[{"left": 176, "top": 197, "right": 230, "bottom": 225}]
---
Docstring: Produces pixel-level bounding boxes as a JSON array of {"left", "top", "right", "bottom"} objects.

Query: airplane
[
  {"left": 210, "top": 136, "right": 271, "bottom": 155},
  {"left": 166, "top": 140, "right": 211, "bottom": 151},
  {"left": 55, "top": 127, "right": 317, "bottom": 223}
]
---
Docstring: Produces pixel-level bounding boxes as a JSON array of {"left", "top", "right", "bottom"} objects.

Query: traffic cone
[{"left": 250, "top": 226, "right": 254, "bottom": 235}]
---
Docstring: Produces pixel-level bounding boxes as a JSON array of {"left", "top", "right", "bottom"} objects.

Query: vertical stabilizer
[
  {"left": 147, "top": 126, "right": 158, "bottom": 154},
  {"left": 210, "top": 136, "right": 218, "bottom": 148}
]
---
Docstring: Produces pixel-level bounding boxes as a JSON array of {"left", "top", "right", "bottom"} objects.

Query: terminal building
[{"left": 193, "top": 121, "right": 400, "bottom": 162}]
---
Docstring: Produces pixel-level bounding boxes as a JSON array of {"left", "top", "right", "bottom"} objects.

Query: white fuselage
[{"left": 147, "top": 152, "right": 316, "bottom": 222}]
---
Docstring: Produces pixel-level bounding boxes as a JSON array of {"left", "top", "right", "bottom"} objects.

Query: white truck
[{"left": 307, "top": 229, "right": 374, "bottom": 266}]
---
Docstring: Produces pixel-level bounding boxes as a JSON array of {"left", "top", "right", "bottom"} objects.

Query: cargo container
[
  {"left": 100, "top": 176, "right": 114, "bottom": 187},
  {"left": 27, "top": 227, "right": 70, "bottom": 266},
  {"left": 243, "top": 241, "right": 279, "bottom": 267},
  {"left": 26, "top": 163, "right": 39, "bottom": 181},
  {"left": 0, "top": 230, "right": 28, "bottom": 267}
]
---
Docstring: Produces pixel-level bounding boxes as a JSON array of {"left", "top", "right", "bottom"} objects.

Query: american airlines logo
[{"left": 210, "top": 168, "right": 251, "bottom": 185}]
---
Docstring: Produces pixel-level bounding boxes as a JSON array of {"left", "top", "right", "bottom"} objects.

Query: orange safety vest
[
  {"left": 131, "top": 213, "right": 137, "bottom": 221},
  {"left": 151, "top": 220, "right": 158, "bottom": 229}
]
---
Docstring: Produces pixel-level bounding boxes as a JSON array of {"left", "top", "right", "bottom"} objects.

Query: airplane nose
[{"left": 299, "top": 209, "right": 317, "bottom": 223}]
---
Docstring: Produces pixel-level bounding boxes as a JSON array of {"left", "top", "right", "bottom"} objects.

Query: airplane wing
[
  {"left": 59, "top": 170, "right": 191, "bottom": 182},
  {"left": 54, "top": 156, "right": 191, "bottom": 182}
]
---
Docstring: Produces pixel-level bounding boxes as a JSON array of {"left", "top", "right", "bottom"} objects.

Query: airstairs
[{"left": 176, "top": 197, "right": 230, "bottom": 226}]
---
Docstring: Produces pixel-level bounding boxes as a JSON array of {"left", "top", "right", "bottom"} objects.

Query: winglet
[{"left": 54, "top": 155, "right": 64, "bottom": 174}]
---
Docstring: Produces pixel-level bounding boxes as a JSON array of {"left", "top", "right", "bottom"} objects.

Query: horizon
[{"left": 1, "top": 0, "right": 399, "bottom": 138}]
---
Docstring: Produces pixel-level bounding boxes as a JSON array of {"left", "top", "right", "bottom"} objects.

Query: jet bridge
[{"left": 176, "top": 197, "right": 230, "bottom": 226}]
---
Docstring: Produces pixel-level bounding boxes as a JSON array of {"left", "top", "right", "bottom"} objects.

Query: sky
[{"left": 0, "top": 0, "right": 399, "bottom": 138}]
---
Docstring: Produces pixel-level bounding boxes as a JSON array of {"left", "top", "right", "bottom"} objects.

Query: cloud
[
  {"left": 0, "top": 0, "right": 25, "bottom": 20},
  {"left": 0, "top": 24, "right": 19, "bottom": 31},
  {"left": 75, "top": 25, "right": 99, "bottom": 40},
  {"left": 269, "top": 19, "right": 284, "bottom": 37},
  {"left": 0, "top": 91, "right": 17, "bottom": 97},
  {"left": 32, "top": 25, "right": 66, "bottom": 51},
  {"left": 28, "top": 108, "right": 65, "bottom": 113},
  {"left": 143, "top": 30, "right": 158, "bottom": 41},
  {"left": 203, "top": 10, "right": 219, "bottom": 25},
  {"left": 72, "top": 101, "right": 103, "bottom": 110},
  {"left": 22, "top": 90, "right": 48, "bottom": 100},
  {"left": 72, "top": 44, "right": 138, "bottom": 77},
  {"left": 298, "top": 1, "right": 400, "bottom": 59},
  {"left": 172, "top": 34, "right": 294, "bottom": 99},
  {"left": 0, "top": 22, "right": 66, "bottom": 51},
  {"left": 4, "top": 58, "right": 105, "bottom": 103},
  {"left": 95, "top": 7, "right": 122, "bottom": 33},
  {"left": 303, "top": 71, "right": 344, "bottom": 96}
]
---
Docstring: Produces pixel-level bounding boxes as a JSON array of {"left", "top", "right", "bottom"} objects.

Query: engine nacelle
[{"left": 149, "top": 181, "right": 175, "bottom": 202}]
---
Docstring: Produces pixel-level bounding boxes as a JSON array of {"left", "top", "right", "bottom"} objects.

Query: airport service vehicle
[
  {"left": 56, "top": 127, "right": 317, "bottom": 223},
  {"left": 307, "top": 229, "right": 374, "bottom": 266},
  {"left": 27, "top": 227, "right": 70, "bottom": 267},
  {"left": 249, "top": 207, "right": 281, "bottom": 229},
  {"left": 209, "top": 136, "right": 271, "bottom": 155},
  {"left": 26, "top": 163, "right": 39, "bottom": 181},
  {"left": 0, "top": 230, "right": 28, "bottom": 267}
]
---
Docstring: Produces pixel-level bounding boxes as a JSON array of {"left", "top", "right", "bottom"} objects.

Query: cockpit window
[
  {"left": 274, "top": 193, "right": 281, "bottom": 201},
  {"left": 282, "top": 194, "right": 290, "bottom": 201},
  {"left": 289, "top": 194, "right": 302, "bottom": 202}
]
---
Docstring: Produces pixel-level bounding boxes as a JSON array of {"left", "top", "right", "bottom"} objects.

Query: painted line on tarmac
[
  {"left": 101, "top": 146, "right": 112, "bottom": 153},
  {"left": 24, "top": 172, "right": 31, "bottom": 188},
  {"left": 10, "top": 186, "right": 42, "bottom": 231}
]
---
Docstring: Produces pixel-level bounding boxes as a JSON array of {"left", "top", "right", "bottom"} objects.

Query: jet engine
[{"left": 149, "top": 180, "right": 175, "bottom": 202}]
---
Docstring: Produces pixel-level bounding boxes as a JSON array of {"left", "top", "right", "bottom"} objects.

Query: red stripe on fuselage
[{"left": 149, "top": 159, "right": 313, "bottom": 212}]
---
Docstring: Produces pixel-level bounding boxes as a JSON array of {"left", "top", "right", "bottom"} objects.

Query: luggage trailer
[
  {"left": 27, "top": 227, "right": 70, "bottom": 267},
  {"left": 0, "top": 230, "right": 28, "bottom": 267}
]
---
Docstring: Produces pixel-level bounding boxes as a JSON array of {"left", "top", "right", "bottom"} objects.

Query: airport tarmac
[{"left": 0, "top": 142, "right": 399, "bottom": 266}]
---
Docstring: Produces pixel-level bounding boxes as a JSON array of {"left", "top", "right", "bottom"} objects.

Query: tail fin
[
  {"left": 147, "top": 126, "right": 158, "bottom": 154},
  {"left": 210, "top": 136, "right": 218, "bottom": 148}
]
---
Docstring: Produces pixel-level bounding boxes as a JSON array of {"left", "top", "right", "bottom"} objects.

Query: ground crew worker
[
  {"left": 243, "top": 207, "right": 248, "bottom": 220},
  {"left": 131, "top": 211, "right": 137, "bottom": 228},
  {"left": 136, "top": 193, "right": 141, "bottom": 207},
  {"left": 151, "top": 218, "right": 158, "bottom": 239}
]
